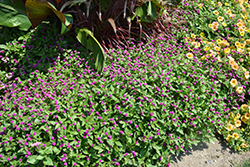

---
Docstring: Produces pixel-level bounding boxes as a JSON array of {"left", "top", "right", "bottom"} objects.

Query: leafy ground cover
[{"left": 0, "top": 0, "right": 250, "bottom": 166}]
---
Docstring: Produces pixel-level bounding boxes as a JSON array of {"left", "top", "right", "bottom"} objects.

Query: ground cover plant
[{"left": 0, "top": 0, "right": 250, "bottom": 166}]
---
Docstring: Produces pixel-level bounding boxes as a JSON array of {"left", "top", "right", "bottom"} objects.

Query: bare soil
[{"left": 170, "top": 134, "right": 250, "bottom": 167}]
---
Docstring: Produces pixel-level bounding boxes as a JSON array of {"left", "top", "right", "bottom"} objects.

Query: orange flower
[
  {"left": 229, "top": 59, "right": 235, "bottom": 65},
  {"left": 231, "top": 63, "right": 239, "bottom": 70}
]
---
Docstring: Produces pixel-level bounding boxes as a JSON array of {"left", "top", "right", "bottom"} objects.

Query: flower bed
[{"left": 0, "top": 0, "right": 250, "bottom": 166}]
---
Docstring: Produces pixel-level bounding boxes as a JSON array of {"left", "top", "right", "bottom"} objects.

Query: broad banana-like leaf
[
  {"left": 25, "top": 0, "right": 53, "bottom": 27},
  {"left": 0, "top": 3, "right": 32, "bottom": 31},
  {"left": 60, "top": 13, "right": 73, "bottom": 34},
  {"left": 75, "top": 27, "right": 105, "bottom": 74},
  {"left": 25, "top": 0, "right": 72, "bottom": 30},
  {"left": 0, "top": 0, "right": 26, "bottom": 15},
  {"left": 147, "top": 1, "right": 157, "bottom": 19}
]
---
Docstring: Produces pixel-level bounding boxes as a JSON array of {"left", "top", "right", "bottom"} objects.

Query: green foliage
[
  {"left": 75, "top": 27, "right": 105, "bottom": 74},
  {"left": 0, "top": 0, "right": 250, "bottom": 166},
  {"left": 0, "top": 3, "right": 32, "bottom": 31}
]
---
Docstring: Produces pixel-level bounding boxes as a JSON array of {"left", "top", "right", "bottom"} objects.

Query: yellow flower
[
  {"left": 241, "top": 143, "right": 247, "bottom": 148},
  {"left": 245, "top": 113, "right": 250, "bottom": 119},
  {"left": 238, "top": 27, "right": 245, "bottom": 33},
  {"left": 214, "top": 46, "right": 220, "bottom": 51},
  {"left": 191, "top": 34, "right": 196, "bottom": 38},
  {"left": 216, "top": 39, "right": 222, "bottom": 44},
  {"left": 245, "top": 39, "right": 250, "bottom": 45},
  {"left": 244, "top": 71, "right": 249, "bottom": 80},
  {"left": 241, "top": 104, "right": 249, "bottom": 110},
  {"left": 222, "top": 22, "right": 227, "bottom": 27},
  {"left": 224, "top": 48, "right": 230, "bottom": 54},
  {"left": 242, "top": 116, "right": 249, "bottom": 124},
  {"left": 201, "top": 56, "right": 206, "bottom": 60},
  {"left": 230, "top": 78, "right": 238, "bottom": 87},
  {"left": 240, "top": 43, "right": 245, "bottom": 49},
  {"left": 231, "top": 63, "right": 239, "bottom": 70},
  {"left": 208, "top": 24, "right": 213, "bottom": 28},
  {"left": 186, "top": 53, "right": 193, "bottom": 59},
  {"left": 229, "top": 112, "right": 234, "bottom": 118},
  {"left": 217, "top": 16, "right": 224, "bottom": 22},
  {"left": 236, "top": 87, "right": 243, "bottom": 94},
  {"left": 218, "top": 2, "right": 222, "bottom": 7},
  {"left": 240, "top": 32, "right": 245, "bottom": 36},
  {"left": 235, "top": 41, "right": 241, "bottom": 47},
  {"left": 226, "top": 135, "right": 233, "bottom": 142},
  {"left": 233, "top": 133, "right": 240, "bottom": 139},
  {"left": 236, "top": 113, "right": 241, "bottom": 118},
  {"left": 200, "top": 32, "right": 205, "bottom": 37},
  {"left": 213, "top": 10, "right": 219, "bottom": 15},
  {"left": 225, "top": 3, "right": 229, "bottom": 6},
  {"left": 235, "top": 120, "right": 241, "bottom": 127},
  {"left": 226, "top": 124, "right": 235, "bottom": 131},
  {"left": 237, "top": 22, "right": 244, "bottom": 27},
  {"left": 237, "top": 146, "right": 241, "bottom": 151}
]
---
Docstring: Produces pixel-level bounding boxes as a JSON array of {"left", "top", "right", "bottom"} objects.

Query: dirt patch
[{"left": 170, "top": 134, "right": 250, "bottom": 167}]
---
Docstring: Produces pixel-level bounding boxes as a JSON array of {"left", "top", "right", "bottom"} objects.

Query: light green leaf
[
  {"left": 75, "top": 27, "right": 105, "bottom": 74},
  {"left": 27, "top": 155, "right": 38, "bottom": 164},
  {"left": 0, "top": 3, "right": 32, "bottom": 31},
  {"left": 43, "top": 157, "right": 53, "bottom": 166}
]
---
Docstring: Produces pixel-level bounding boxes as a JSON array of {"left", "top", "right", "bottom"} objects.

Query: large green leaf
[
  {"left": 147, "top": 1, "right": 157, "bottom": 19},
  {"left": 0, "top": 0, "right": 26, "bottom": 15},
  {"left": 60, "top": 13, "right": 73, "bottom": 34},
  {"left": 27, "top": 155, "right": 39, "bottom": 164},
  {"left": 75, "top": 27, "right": 105, "bottom": 74},
  {"left": 0, "top": 3, "right": 32, "bottom": 31},
  {"left": 25, "top": 0, "right": 53, "bottom": 27},
  {"left": 25, "top": 0, "right": 72, "bottom": 30}
]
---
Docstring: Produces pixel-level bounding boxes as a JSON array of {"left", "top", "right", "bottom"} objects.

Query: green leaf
[
  {"left": 36, "top": 155, "right": 44, "bottom": 160},
  {"left": 27, "top": 155, "right": 38, "bottom": 164},
  {"left": 44, "top": 146, "right": 53, "bottom": 154},
  {"left": 61, "top": 13, "right": 73, "bottom": 35},
  {"left": 25, "top": 0, "right": 72, "bottom": 30},
  {"left": 43, "top": 157, "right": 53, "bottom": 166},
  {"left": 53, "top": 146, "right": 60, "bottom": 155},
  {"left": 0, "top": 0, "right": 26, "bottom": 15},
  {"left": 135, "top": 4, "right": 146, "bottom": 18},
  {"left": 75, "top": 27, "right": 105, "bottom": 74},
  {"left": 0, "top": 3, "right": 32, "bottom": 31},
  {"left": 25, "top": 0, "right": 53, "bottom": 28},
  {"left": 147, "top": 1, "right": 157, "bottom": 19}
]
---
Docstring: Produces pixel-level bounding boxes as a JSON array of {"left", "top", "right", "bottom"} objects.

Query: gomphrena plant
[
  {"left": 0, "top": 0, "right": 250, "bottom": 166},
  {"left": 0, "top": 28, "right": 248, "bottom": 166}
]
